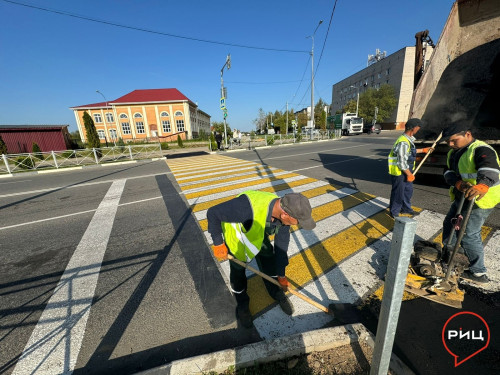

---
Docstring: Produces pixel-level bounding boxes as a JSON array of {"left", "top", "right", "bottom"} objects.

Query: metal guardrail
[{"left": 0, "top": 144, "right": 163, "bottom": 174}]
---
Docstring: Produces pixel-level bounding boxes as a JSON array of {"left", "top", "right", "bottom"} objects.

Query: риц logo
[{"left": 442, "top": 311, "right": 490, "bottom": 367}]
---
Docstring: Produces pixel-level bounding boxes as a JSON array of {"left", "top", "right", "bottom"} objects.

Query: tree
[
  {"left": 314, "top": 98, "right": 329, "bottom": 130},
  {"left": 253, "top": 108, "right": 267, "bottom": 133},
  {"left": 211, "top": 121, "right": 232, "bottom": 139},
  {"left": 82, "top": 112, "right": 100, "bottom": 149},
  {"left": 177, "top": 135, "right": 184, "bottom": 148},
  {"left": 32, "top": 142, "right": 42, "bottom": 160},
  {"left": 342, "top": 84, "right": 397, "bottom": 124},
  {"left": 0, "top": 135, "right": 7, "bottom": 154}
]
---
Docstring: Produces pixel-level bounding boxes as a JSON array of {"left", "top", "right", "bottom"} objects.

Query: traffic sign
[{"left": 220, "top": 97, "right": 226, "bottom": 110}]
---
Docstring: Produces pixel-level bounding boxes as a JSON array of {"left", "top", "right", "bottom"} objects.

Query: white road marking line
[
  {"left": 11, "top": 179, "right": 126, "bottom": 375},
  {"left": 0, "top": 172, "right": 170, "bottom": 199},
  {"left": 248, "top": 143, "right": 370, "bottom": 161}
]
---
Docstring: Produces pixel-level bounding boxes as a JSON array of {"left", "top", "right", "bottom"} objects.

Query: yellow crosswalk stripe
[
  {"left": 176, "top": 165, "right": 278, "bottom": 184},
  {"left": 248, "top": 210, "right": 394, "bottom": 315},
  {"left": 184, "top": 172, "right": 300, "bottom": 199}
]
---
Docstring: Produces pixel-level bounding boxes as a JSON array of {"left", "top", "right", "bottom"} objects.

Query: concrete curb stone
[{"left": 137, "top": 323, "right": 414, "bottom": 375}]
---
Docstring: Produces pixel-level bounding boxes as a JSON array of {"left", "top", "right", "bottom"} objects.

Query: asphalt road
[
  {"left": 0, "top": 161, "right": 260, "bottom": 375},
  {"left": 0, "top": 133, "right": 498, "bottom": 375}
]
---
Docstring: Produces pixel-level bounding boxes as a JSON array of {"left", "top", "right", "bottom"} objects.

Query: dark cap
[
  {"left": 442, "top": 119, "right": 471, "bottom": 138},
  {"left": 405, "top": 118, "right": 423, "bottom": 130},
  {"left": 280, "top": 193, "right": 316, "bottom": 230}
]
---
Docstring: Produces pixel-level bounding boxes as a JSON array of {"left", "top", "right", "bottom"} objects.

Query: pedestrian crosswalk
[{"left": 166, "top": 155, "right": 499, "bottom": 340}]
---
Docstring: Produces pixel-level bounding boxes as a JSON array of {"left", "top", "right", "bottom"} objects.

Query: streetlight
[
  {"left": 307, "top": 20, "right": 323, "bottom": 134},
  {"left": 220, "top": 54, "right": 231, "bottom": 149},
  {"left": 349, "top": 85, "right": 360, "bottom": 117}
]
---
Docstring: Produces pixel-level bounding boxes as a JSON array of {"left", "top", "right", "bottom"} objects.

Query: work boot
[
  {"left": 236, "top": 303, "right": 253, "bottom": 328},
  {"left": 275, "top": 290, "right": 294, "bottom": 315},
  {"left": 461, "top": 271, "right": 489, "bottom": 284}
]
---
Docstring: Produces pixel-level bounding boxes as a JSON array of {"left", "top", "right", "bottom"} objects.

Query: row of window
[
  {"left": 119, "top": 120, "right": 185, "bottom": 136},
  {"left": 93, "top": 111, "right": 184, "bottom": 124}
]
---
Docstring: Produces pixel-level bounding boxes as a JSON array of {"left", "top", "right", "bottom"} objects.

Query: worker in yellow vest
[
  {"left": 207, "top": 191, "right": 316, "bottom": 328},
  {"left": 388, "top": 118, "right": 432, "bottom": 218},
  {"left": 442, "top": 121, "right": 500, "bottom": 284}
]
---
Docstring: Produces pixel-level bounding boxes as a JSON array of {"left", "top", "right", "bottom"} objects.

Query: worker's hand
[
  {"left": 277, "top": 276, "right": 289, "bottom": 291},
  {"left": 419, "top": 147, "right": 434, "bottom": 154},
  {"left": 212, "top": 243, "right": 228, "bottom": 261},
  {"left": 455, "top": 180, "right": 472, "bottom": 192},
  {"left": 465, "top": 183, "right": 489, "bottom": 201},
  {"left": 406, "top": 173, "right": 415, "bottom": 182}
]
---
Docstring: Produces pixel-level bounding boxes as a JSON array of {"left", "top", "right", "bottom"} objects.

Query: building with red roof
[
  {"left": 0, "top": 125, "right": 72, "bottom": 153},
  {"left": 70, "top": 89, "right": 211, "bottom": 143}
]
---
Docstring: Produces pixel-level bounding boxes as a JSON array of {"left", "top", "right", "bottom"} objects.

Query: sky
[{"left": 0, "top": 0, "right": 456, "bottom": 132}]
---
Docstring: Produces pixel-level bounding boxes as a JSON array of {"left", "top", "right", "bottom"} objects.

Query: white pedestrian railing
[{"left": 1, "top": 144, "right": 163, "bottom": 174}]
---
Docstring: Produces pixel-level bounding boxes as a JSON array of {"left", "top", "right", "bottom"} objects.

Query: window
[
  {"left": 377, "top": 73, "right": 381, "bottom": 79},
  {"left": 136, "top": 121, "right": 145, "bottom": 134},
  {"left": 97, "top": 130, "right": 105, "bottom": 139},
  {"left": 174, "top": 111, "right": 183, "bottom": 116},
  {"left": 94, "top": 114, "right": 102, "bottom": 123},
  {"left": 119, "top": 113, "right": 128, "bottom": 119},
  {"left": 160, "top": 111, "right": 169, "bottom": 117},
  {"left": 105, "top": 113, "right": 114, "bottom": 122},
  {"left": 386, "top": 68, "right": 390, "bottom": 75},
  {"left": 134, "top": 113, "right": 143, "bottom": 118},
  {"left": 121, "top": 122, "right": 131, "bottom": 134},
  {"left": 162, "top": 120, "right": 171, "bottom": 133},
  {"left": 109, "top": 129, "right": 117, "bottom": 140},
  {"left": 176, "top": 119, "right": 185, "bottom": 132}
]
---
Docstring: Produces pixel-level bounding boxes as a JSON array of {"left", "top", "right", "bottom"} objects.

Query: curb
[{"left": 137, "top": 324, "right": 414, "bottom": 375}]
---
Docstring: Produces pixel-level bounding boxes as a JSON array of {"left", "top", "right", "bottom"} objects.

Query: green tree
[
  {"left": 314, "top": 98, "right": 329, "bottom": 130},
  {"left": 177, "top": 135, "right": 184, "bottom": 148},
  {"left": 253, "top": 108, "right": 267, "bottom": 133},
  {"left": 0, "top": 135, "right": 7, "bottom": 154},
  {"left": 32, "top": 142, "right": 42, "bottom": 160},
  {"left": 343, "top": 84, "right": 397, "bottom": 124},
  {"left": 82, "top": 111, "right": 101, "bottom": 149},
  {"left": 211, "top": 121, "right": 232, "bottom": 140}
]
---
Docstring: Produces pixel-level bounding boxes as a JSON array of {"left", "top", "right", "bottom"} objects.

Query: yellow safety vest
[
  {"left": 222, "top": 190, "right": 278, "bottom": 262},
  {"left": 447, "top": 140, "right": 500, "bottom": 209},
  {"left": 388, "top": 135, "right": 415, "bottom": 176}
]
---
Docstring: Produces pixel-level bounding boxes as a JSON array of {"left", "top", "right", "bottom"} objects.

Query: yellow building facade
[{"left": 70, "top": 89, "right": 211, "bottom": 143}]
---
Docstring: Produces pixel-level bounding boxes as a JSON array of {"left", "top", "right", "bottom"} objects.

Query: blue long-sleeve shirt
[{"left": 207, "top": 195, "right": 291, "bottom": 276}]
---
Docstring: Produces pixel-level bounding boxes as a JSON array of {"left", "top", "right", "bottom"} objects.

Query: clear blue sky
[{"left": 0, "top": 0, "right": 455, "bottom": 132}]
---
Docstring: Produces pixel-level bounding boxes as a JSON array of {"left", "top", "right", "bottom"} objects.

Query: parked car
[{"left": 363, "top": 123, "right": 381, "bottom": 134}]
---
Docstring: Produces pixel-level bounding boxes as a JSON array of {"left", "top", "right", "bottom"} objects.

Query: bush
[
  {"left": 266, "top": 136, "right": 275, "bottom": 146},
  {"left": 177, "top": 135, "right": 184, "bottom": 148},
  {"left": 31, "top": 142, "right": 43, "bottom": 160},
  {"left": 61, "top": 150, "right": 76, "bottom": 159},
  {"left": 15, "top": 156, "right": 35, "bottom": 169},
  {"left": 209, "top": 133, "right": 217, "bottom": 151},
  {"left": 160, "top": 142, "right": 170, "bottom": 150}
]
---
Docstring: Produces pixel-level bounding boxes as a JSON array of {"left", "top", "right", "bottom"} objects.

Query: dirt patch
[{"left": 211, "top": 340, "right": 395, "bottom": 375}]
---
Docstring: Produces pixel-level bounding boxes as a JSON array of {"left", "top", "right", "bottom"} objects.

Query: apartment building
[
  {"left": 331, "top": 46, "right": 432, "bottom": 129},
  {"left": 70, "top": 88, "right": 211, "bottom": 143}
]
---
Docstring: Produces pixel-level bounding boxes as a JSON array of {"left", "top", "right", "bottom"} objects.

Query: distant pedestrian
[{"left": 215, "top": 132, "right": 223, "bottom": 150}]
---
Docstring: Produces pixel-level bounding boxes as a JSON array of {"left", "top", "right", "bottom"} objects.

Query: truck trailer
[{"left": 334, "top": 113, "right": 363, "bottom": 136}]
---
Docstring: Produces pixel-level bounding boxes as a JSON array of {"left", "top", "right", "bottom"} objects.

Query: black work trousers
[{"left": 229, "top": 234, "right": 281, "bottom": 307}]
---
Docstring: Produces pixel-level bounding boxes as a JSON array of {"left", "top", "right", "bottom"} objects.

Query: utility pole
[
  {"left": 350, "top": 85, "right": 360, "bottom": 117},
  {"left": 308, "top": 20, "right": 323, "bottom": 136},
  {"left": 286, "top": 101, "right": 289, "bottom": 135},
  {"left": 220, "top": 54, "right": 231, "bottom": 149}
]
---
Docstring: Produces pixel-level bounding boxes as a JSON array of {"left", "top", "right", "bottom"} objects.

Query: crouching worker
[{"left": 207, "top": 190, "right": 316, "bottom": 328}]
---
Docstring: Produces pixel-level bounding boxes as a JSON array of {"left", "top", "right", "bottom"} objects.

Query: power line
[
  {"left": 226, "top": 80, "right": 302, "bottom": 85},
  {"left": 2, "top": 0, "right": 309, "bottom": 54},
  {"left": 313, "top": 0, "right": 339, "bottom": 77}
]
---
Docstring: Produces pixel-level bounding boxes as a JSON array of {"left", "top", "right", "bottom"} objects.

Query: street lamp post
[
  {"left": 307, "top": 20, "right": 323, "bottom": 139},
  {"left": 96, "top": 90, "right": 112, "bottom": 146},
  {"left": 220, "top": 54, "right": 231, "bottom": 149},
  {"left": 349, "top": 85, "right": 360, "bottom": 117}
]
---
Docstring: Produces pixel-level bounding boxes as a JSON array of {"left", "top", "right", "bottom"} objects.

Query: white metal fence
[{"left": 1, "top": 144, "right": 163, "bottom": 174}]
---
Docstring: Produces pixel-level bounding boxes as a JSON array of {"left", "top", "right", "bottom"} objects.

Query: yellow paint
[
  {"left": 176, "top": 165, "right": 278, "bottom": 184},
  {"left": 184, "top": 172, "right": 300, "bottom": 199},
  {"left": 248, "top": 211, "right": 394, "bottom": 315}
]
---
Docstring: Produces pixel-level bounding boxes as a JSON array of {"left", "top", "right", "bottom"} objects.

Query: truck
[
  {"left": 411, "top": 0, "right": 500, "bottom": 175},
  {"left": 334, "top": 113, "right": 363, "bottom": 136}
]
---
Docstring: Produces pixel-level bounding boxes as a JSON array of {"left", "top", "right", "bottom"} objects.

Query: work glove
[
  {"left": 455, "top": 180, "right": 472, "bottom": 192},
  {"left": 212, "top": 243, "right": 228, "bottom": 261},
  {"left": 277, "top": 276, "right": 289, "bottom": 291},
  {"left": 419, "top": 147, "right": 434, "bottom": 154},
  {"left": 406, "top": 173, "right": 415, "bottom": 182},
  {"left": 465, "top": 183, "right": 489, "bottom": 201}
]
